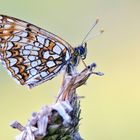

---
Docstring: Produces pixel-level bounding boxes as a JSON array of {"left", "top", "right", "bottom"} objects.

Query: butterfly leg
[{"left": 56, "top": 62, "right": 103, "bottom": 102}]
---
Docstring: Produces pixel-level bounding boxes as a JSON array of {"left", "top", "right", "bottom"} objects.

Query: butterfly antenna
[
  {"left": 81, "top": 17, "right": 99, "bottom": 45},
  {"left": 85, "top": 28, "right": 104, "bottom": 43},
  {"left": 80, "top": 18, "right": 104, "bottom": 68}
]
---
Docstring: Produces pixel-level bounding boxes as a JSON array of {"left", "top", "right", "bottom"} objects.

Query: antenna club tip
[{"left": 100, "top": 28, "right": 104, "bottom": 33}]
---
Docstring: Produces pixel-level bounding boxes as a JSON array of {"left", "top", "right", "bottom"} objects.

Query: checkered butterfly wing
[{"left": 0, "top": 15, "right": 71, "bottom": 88}]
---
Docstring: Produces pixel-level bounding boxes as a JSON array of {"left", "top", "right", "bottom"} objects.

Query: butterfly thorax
[{"left": 66, "top": 43, "right": 87, "bottom": 74}]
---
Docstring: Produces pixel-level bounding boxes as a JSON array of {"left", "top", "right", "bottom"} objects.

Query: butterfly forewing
[{"left": 0, "top": 15, "right": 72, "bottom": 88}]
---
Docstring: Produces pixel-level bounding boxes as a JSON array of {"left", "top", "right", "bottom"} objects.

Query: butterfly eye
[{"left": 82, "top": 42, "right": 87, "bottom": 59}]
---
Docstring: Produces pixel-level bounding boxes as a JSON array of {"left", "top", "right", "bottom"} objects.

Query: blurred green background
[{"left": 0, "top": 0, "right": 140, "bottom": 139}]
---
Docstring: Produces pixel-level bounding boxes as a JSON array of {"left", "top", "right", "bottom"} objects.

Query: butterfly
[{"left": 0, "top": 15, "right": 99, "bottom": 88}]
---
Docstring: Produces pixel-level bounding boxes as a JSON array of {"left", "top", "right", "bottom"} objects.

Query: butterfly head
[
  {"left": 76, "top": 42, "right": 87, "bottom": 60},
  {"left": 70, "top": 42, "right": 87, "bottom": 67}
]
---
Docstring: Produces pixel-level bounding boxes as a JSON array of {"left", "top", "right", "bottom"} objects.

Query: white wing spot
[
  {"left": 28, "top": 56, "right": 36, "bottom": 61},
  {"left": 53, "top": 45, "right": 62, "bottom": 54},
  {"left": 37, "top": 36, "right": 45, "bottom": 44},
  {"left": 11, "top": 66, "right": 19, "bottom": 74},
  {"left": 10, "top": 36, "right": 21, "bottom": 42},
  {"left": 31, "top": 61, "right": 38, "bottom": 67},
  {"left": 7, "top": 42, "right": 13, "bottom": 50},
  {"left": 56, "top": 42, "right": 65, "bottom": 50},
  {"left": 65, "top": 51, "right": 70, "bottom": 61},
  {"left": 8, "top": 58, "right": 17, "bottom": 66},
  {"left": 20, "top": 32, "right": 28, "bottom": 37},
  {"left": 23, "top": 50, "right": 30, "bottom": 55},
  {"left": 30, "top": 68, "right": 37, "bottom": 76},
  {"left": 6, "top": 51, "right": 12, "bottom": 58},
  {"left": 46, "top": 61, "right": 55, "bottom": 67},
  {"left": 40, "top": 71, "right": 48, "bottom": 77},
  {"left": 34, "top": 42, "right": 40, "bottom": 47},
  {"left": 44, "top": 51, "right": 50, "bottom": 59},
  {"left": 25, "top": 45, "right": 33, "bottom": 50},
  {"left": 45, "top": 39, "right": 49, "bottom": 47}
]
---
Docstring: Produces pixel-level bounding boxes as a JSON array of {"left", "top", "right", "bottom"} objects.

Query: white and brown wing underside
[{"left": 0, "top": 15, "right": 72, "bottom": 88}]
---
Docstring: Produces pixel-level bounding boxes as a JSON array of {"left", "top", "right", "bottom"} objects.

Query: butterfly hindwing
[{"left": 0, "top": 15, "right": 71, "bottom": 88}]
